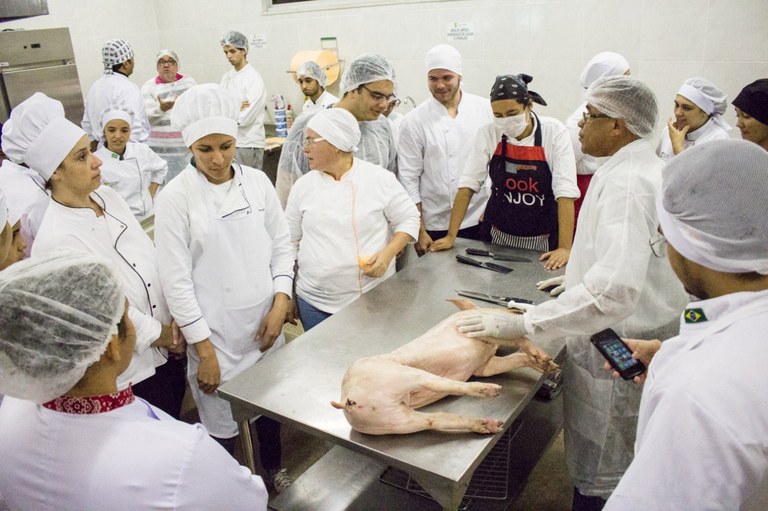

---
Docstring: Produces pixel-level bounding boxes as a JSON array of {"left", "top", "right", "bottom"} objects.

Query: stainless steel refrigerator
[{"left": 0, "top": 27, "right": 84, "bottom": 124}]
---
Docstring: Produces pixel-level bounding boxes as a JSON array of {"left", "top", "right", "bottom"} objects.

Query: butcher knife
[
  {"left": 456, "top": 290, "right": 535, "bottom": 310},
  {"left": 465, "top": 247, "right": 532, "bottom": 262},
  {"left": 455, "top": 254, "right": 513, "bottom": 274}
]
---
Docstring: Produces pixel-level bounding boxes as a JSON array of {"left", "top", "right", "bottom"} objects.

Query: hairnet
[
  {"left": 585, "top": 75, "right": 658, "bottom": 138},
  {"left": 297, "top": 61, "right": 327, "bottom": 87},
  {"left": 490, "top": 74, "right": 547, "bottom": 106},
  {"left": 100, "top": 109, "right": 133, "bottom": 134},
  {"left": 171, "top": 83, "right": 239, "bottom": 147},
  {"left": 658, "top": 139, "right": 768, "bottom": 275},
  {"left": 220, "top": 31, "right": 248, "bottom": 52},
  {"left": 0, "top": 188, "right": 7, "bottom": 228},
  {"left": 678, "top": 77, "right": 730, "bottom": 131},
  {"left": 579, "top": 51, "right": 630, "bottom": 89},
  {"left": 306, "top": 108, "right": 360, "bottom": 153},
  {"left": 102, "top": 39, "right": 134, "bottom": 74},
  {"left": 425, "top": 44, "right": 462, "bottom": 76},
  {"left": 340, "top": 54, "right": 396, "bottom": 95},
  {"left": 156, "top": 49, "right": 179, "bottom": 65},
  {"left": 0, "top": 251, "right": 126, "bottom": 404},
  {"left": 732, "top": 79, "right": 768, "bottom": 126}
]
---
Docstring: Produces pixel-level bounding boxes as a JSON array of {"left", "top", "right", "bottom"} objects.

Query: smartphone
[{"left": 590, "top": 329, "right": 646, "bottom": 380}]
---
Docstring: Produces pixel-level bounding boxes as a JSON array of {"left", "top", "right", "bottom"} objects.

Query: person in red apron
[
  {"left": 431, "top": 74, "right": 579, "bottom": 270},
  {"left": 154, "top": 84, "right": 295, "bottom": 493}
]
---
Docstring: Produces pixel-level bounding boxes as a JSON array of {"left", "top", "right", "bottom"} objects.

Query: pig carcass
[{"left": 331, "top": 299, "right": 559, "bottom": 435}]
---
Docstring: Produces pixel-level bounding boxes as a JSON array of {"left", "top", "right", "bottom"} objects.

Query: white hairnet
[
  {"left": 425, "top": 44, "right": 462, "bottom": 76},
  {"left": 220, "top": 31, "right": 248, "bottom": 52},
  {"left": 171, "top": 83, "right": 239, "bottom": 147},
  {"left": 658, "top": 139, "right": 768, "bottom": 275},
  {"left": 585, "top": 75, "right": 658, "bottom": 138},
  {"left": 579, "top": 51, "right": 630, "bottom": 89},
  {"left": 340, "top": 54, "right": 396, "bottom": 95},
  {"left": 156, "top": 49, "right": 179, "bottom": 65},
  {"left": 1, "top": 92, "right": 65, "bottom": 165},
  {"left": 0, "top": 251, "right": 126, "bottom": 404},
  {"left": 0, "top": 188, "right": 7, "bottom": 228},
  {"left": 677, "top": 77, "right": 730, "bottom": 131},
  {"left": 297, "top": 61, "right": 327, "bottom": 87},
  {"left": 306, "top": 108, "right": 361, "bottom": 152},
  {"left": 102, "top": 39, "right": 134, "bottom": 74}
]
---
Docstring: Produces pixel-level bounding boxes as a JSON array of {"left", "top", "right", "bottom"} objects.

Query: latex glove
[
  {"left": 536, "top": 275, "right": 565, "bottom": 296},
  {"left": 457, "top": 310, "right": 528, "bottom": 339}
]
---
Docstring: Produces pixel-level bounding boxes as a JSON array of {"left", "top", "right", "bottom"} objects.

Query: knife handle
[
  {"left": 466, "top": 248, "right": 490, "bottom": 257},
  {"left": 456, "top": 255, "right": 484, "bottom": 267}
]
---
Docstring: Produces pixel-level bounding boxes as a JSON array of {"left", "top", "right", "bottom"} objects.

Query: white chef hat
[
  {"left": 340, "top": 54, "right": 396, "bottom": 95},
  {"left": 102, "top": 39, "right": 134, "bottom": 74},
  {"left": 585, "top": 75, "right": 658, "bottom": 138},
  {"left": 171, "top": 83, "right": 239, "bottom": 147},
  {"left": 658, "top": 139, "right": 768, "bottom": 275},
  {"left": 297, "top": 61, "right": 327, "bottom": 87},
  {"left": 677, "top": 77, "right": 731, "bottom": 131},
  {"left": 156, "top": 49, "right": 179, "bottom": 65},
  {"left": 25, "top": 118, "right": 87, "bottom": 182},
  {"left": 306, "top": 108, "right": 360, "bottom": 153},
  {"left": 100, "top": 109, "right": 133, "bottom": 131},
  {"left": 0, "top": 188, "right": 8, "bottom": 229},
  {"left": 579, "top": 51, "right": 630, "bottom": 89},
  {"left": 425, "top": 44, "right": 463, "bottom": 76},
  {"left": 0, "top": 251, "right": 126, "bottom": 404}
]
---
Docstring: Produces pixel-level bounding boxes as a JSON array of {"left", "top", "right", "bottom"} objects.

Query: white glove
[
  {"left": 457, "top": 311, "right": 528, "bottom": 339},
  {"left": 507, "top": 300, "right": 535, "bottom": 312},
  {"left": 536, "top": 275, "right": 565, "bottom": 297}
]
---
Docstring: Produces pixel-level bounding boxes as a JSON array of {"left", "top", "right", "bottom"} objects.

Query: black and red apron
[{"left": 483, "top": 113, "right": 558, "bottom": 251}]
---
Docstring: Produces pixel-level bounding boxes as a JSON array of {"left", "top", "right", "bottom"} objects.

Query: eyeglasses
[
  {"left": 582, "top": 112, "right": 612, "bottom": 123},
  {"left": 360, "top": 85, "right": 397, "bottom": 103},
  {"left": 303, "top": 137, "right": 326, "bottom": 146},
  {"left": 157, "top": 60, "right": 177, "bottom": 66},
  {"left": 388, "top": 99, "right": 401, "bottom": 108},
  {"left": 649, "top": 234, "right": 667, "bottom": 258}
]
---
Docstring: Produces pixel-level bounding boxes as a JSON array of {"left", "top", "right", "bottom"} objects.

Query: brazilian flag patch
[{"left": 684, "top": 308, "right": 708, "bottom": 324}]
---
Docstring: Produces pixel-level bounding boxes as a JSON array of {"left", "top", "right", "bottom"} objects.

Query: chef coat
[
  {"left": 0, "top": 159, "right": 49, "bottom": 256},
  {"left": 657, "top": 117, "right": 732, "bottom": 161},
  {"left": 302, "top": 90, "right": 339, "bottom": 114},
  {"left": 606, "top": 290, "right": 768, "bottom": 510},
  {"left": 285, "top": 158, "right": 420, "bottom": 314},
  {"left": 32, "top": 186, "right": 171, "bottom": 389},
  {"left": 0, "top": 392, "right": 268, "bottom": 510},
  {"left": 220, "top": 63, "right": 267, "bottom": 149},
  {"left": 95, "top": 142, "right": 167, "bottom": 221},
  {"left": 524, "top": 138, "right": 689, "bottom": 498},
  {"left": 276, "top": 110, "right": 398, "bottom": 208},
  {"left": 398, "top": 92, "right": 493, "bottom": 232},
  {"left": 82, "top": 73, "right": 150, "bottom": 144},
  {"left": 141, "top": 74, "right": 197, "bottom": 182}
]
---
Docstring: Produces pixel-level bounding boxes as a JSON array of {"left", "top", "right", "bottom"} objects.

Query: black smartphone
[{"left": 590, "top": 329, "right": 646, "bottom": 380}]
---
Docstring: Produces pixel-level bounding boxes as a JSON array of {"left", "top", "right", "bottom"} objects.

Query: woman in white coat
[{"left": 154, "top": 84, "right": 295, "bottom": 492}]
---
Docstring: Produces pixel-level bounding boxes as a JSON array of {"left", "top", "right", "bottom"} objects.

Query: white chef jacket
[
  {"left": 459, "top": 114, "right": 580, "bottom": 200},
  {"left": 141, "top": 74, "right": 197, "bottom": 182},
  {"left": 221, "top": 63, "right": 267, "bottom": 149},
  {"left": 154, "top": 162, "right": 293, "bottom": 345},
  {"left": 0, "top": 394, "right": 268, "bottom": 510},
  {"left": 276, "top": 110, "right": 398, "bottom": 208},
  {"left": 657, "top": 117, "right": 732, "bottom": 161},
  {"left": 82, "top": 73, "right": 150, "bottom": 144},
  {"left": 285, "top": 158, "right": 419, "bottom": 314},
  {"left": 32, "top": 186, "right": 171, "bottom": 389},
  {"left": 95, "top": 142, "right": 167, "bottom": 221},
  {"left": 524, "top": 138, "right": 689, "bottom": 497},
  {"left": 0, "top": 159, "right": 49, "bottom": 256},
  {"left": 302, "top": 90, "right": 338, "bottom": 114},
  {"left": 398, "top": 92, "right": 493, "bottom": 231},
  {"left": 606, "top": 290, "right": 768, "bottom": 510},
  {"left": 564, "top": 102, "right": 610, "bottom": 175}
]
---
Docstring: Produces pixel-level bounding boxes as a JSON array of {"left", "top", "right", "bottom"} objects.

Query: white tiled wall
[{"left": 2, "top": 0, "right": 767, "bottom": 135}]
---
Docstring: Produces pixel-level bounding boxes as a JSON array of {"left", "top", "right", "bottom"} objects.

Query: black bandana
[
  {"left": 733, "top": 78, "right": 768, "bottom": 126},
  {"left": 490, "top": 74, "right": 547, "bottom": 106}
]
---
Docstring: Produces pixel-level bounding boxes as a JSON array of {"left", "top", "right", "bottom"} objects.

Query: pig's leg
[
  {"left": 414, "top": 370, "right": 502, "bottom": 398},
  {"left": 387, "top": 407, "right": 503, "bottom": 434},
  {"left": 474, "top": 352, "right": 537, "bottom": 376}
]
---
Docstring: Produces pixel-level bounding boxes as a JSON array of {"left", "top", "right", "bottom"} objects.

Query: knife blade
[
  {"left": 455, "top": 255, "right": 513, "bottom": 274},
  {"left": 465, "top": 248, "right": 532, "bottom": 262},
  {"left": 455, "top": 290, "right": 534, "bottom": 308}
]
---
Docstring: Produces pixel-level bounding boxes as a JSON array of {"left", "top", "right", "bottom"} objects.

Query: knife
[
  {"left": 465, "top": 248, "right": 532, "bottom": 262},
  {"left": 455, "top": 254, "right": 513, "bottom": 274},
  {"left": 456, "top": 290, "right": 535, "bottom": 309}
]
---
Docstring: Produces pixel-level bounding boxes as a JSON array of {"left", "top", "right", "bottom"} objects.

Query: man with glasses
[
  {"left": 276, "top": 53, "right": 398, "bottom": 208},
  {"left": 141, "top": 49, "right": 197, "bottom": 183},
  {"left": 397, "top": 44, "right": 493, "bottom": 255},
  {"left": 457, "top": 75, "right": 688, "bottom": 510}
]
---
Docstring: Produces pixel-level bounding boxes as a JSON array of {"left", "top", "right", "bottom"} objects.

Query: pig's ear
[{"left": 447, "top": 299, "right": 478, "bottom": 311}]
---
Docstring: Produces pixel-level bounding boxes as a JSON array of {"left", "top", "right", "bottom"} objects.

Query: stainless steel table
[{"left": 219, "top": 239, "right": 565, "bottom": 510}]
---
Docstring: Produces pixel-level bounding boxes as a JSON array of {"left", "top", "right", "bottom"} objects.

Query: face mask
[{"left": 494, "top": 112, "right": 528, "bottom": 139}]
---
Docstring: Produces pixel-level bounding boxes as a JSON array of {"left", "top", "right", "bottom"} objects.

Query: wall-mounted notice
[
  {"left": 251, "top": 34, "right": 267, "bottom": 49},
  {"left": 446, "top": 22, "right": 474, "bottom": 41}
]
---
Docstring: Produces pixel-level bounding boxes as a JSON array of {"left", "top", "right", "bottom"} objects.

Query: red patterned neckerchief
[{"left": 42, "top": 386, "right": 135, "bottom": 414}]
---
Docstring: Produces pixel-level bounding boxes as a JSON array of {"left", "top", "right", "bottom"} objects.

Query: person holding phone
[{"left": 604, "top": 139, "right": 768, "bottom": 510}]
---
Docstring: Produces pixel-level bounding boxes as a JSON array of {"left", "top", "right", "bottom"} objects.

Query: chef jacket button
[
  {"left": 152, "top": 305, "right": 157, "bottom": 309},
  {"left": 147, "top": 283, "right": 151, "bottom": 287},
  {"left": 133, "top": 263, "right": 137, "bottom": 267}
]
